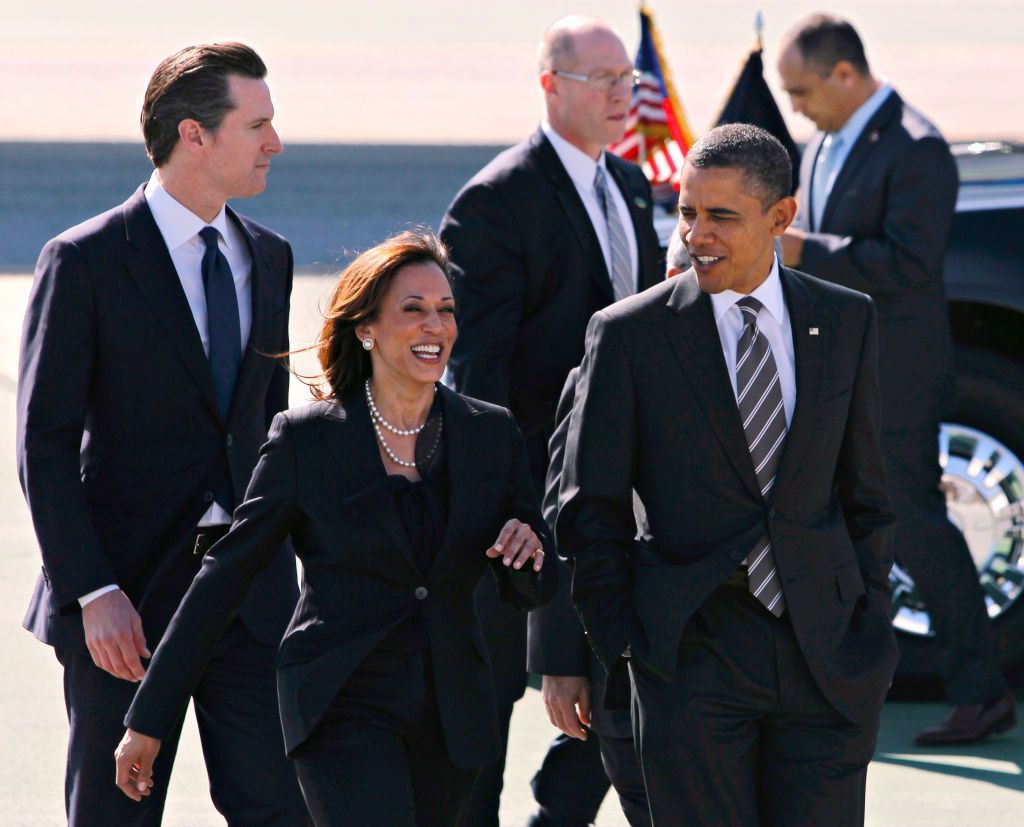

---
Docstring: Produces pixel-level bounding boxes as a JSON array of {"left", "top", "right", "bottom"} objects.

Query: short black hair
[
  {"left": 685, "top": 124, "right": 792, "bottom": 209},
  {"left": 141, "top": 42, "right": 267, "bottom": 167},
  {"left": 785, "top": 14, "right": 870, "bottom": 77}
]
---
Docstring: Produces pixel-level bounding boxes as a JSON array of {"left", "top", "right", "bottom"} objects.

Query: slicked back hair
[
  {"left": 784, "top": 14, "right": 870, "bottom": 77},
  {"left": 141, "top": 42, "right": 267, "bottom": 167},
  {"left": 685, "top": 124, "right": 792, "bottom": 210}
]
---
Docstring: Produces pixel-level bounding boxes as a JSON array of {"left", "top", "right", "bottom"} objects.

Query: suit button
[
  {"left": 730, "top": 550, "right": 743, "bottom": 561},
  {"left": 226, "top": 434, "right": 234, "bottom": 448},
  {"left": 203, "top": 491, "right": 215, "bottom": 503},
  {"left": 414, "top": 586, "right": 428, "bottom": 600},
  {"left": 768, "top": 507, "right": 777, "bottom": 518}
]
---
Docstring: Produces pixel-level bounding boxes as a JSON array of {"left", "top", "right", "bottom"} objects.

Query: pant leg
[
  {"left": 884, "top": 427, "right": 1006, "bottom": 703},
  {"left": 598, "top": 731, "right": 651, "bottom": 827},
  {"left": 529, "top": 732, "right": 610, "bottom": 826},
  {"left": 191, "top": 618, "right": 310, "bottom": 826},
  {"left": 58, "top": 643, "right": 187, "bottom": 827},
  {"left": 758, "top": 596, "right": 880, "bottom": 827}
]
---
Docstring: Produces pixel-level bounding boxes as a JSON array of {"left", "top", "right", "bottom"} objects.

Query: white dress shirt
[
  {"left": 541, "top": 121, "right": 639, "bottom": 294},
  {"left": 709, "top": 256, "right": 796, "bottom": 427},
  {"left": 78, "top": 173, "right": 254, "bottom": 607}
]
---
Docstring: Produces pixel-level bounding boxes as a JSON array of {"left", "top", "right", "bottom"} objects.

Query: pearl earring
[{"left": 362, "top": 338, "right": 375, "bottom": 351}]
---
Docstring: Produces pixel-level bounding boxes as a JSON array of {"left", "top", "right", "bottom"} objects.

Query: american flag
[{"left": 608, "top": 5, "right": 695, "bottom": 207}]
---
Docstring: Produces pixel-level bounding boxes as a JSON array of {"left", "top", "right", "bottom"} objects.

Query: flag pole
[{"left": 754, "top": 10, "right": 765, "bottom": 51}]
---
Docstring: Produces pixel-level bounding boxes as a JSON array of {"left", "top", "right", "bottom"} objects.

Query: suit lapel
[
  {"left": 820, "top": 92, "right": 901, "bottom": 232},
  {"left": 532, "top": 130, "right": 615, "bottom": 304},
  {"left": 317, "top": 394, "right": 420, "bottom": 578},
  {"left": 797, "top": 133, "right": 825, "bottom": 232},
  {"left": 773, "top": 268, "right": 825, "bottom": 497},
  {"left": 121, "top": 186, "right": 220, "bottom": 418},
  {"left": 226, "top": 209, "right": 277, "bottom": 427},
  {"left": 664, "top": 274, "right": 762, "bottom": 501},
  {"left": 430, "top": 385, "right": 479, "bottom": 573}
]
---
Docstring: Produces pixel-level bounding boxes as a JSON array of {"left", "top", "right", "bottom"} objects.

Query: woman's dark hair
[
  {"left": 303, "top": 230, "right": 452, "bottom": 402},
  {"left": 141, "top": 42, "right": 267, "bottom": 167}
]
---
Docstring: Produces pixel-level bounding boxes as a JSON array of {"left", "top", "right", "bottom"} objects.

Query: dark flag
[{"left": 715, "top": 45, "right": 801, "bottom": 193}]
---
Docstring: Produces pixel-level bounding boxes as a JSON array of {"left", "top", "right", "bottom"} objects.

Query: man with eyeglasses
[{"left": 440, "top": 14, "right": 663, "bottom": 827}]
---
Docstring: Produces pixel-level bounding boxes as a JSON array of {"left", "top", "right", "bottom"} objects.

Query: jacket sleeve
[
  {"left": 124, "top": 413, "right": 300, "bottom": 739},
  {"left": 527, "top": 369, "right": 590, "bottom": 676},
  {"left": 556, "top": 311, "right": 639, "bottom": 672},
  {"left": 799, "top": 137, "right": 958, "bottom": 297},
  {"left": 488, "top": 410, "right": 558, "bottom": 611},
  {"left": 834, "top": 300, "right": 897, "bottom": 593},
  {"left": 17, "top": 237, "right": 115, "bottom": 611},
  {"left": 440, "top": 182, "right": 526, "bottom": 407}
]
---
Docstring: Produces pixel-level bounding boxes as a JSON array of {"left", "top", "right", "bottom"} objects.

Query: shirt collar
[
  {"left": 709, "top": 254, "right": 785, "bottom": 325},
  {"left": 144, "top": 169, "right": 232, "bottom": 252},
  {"left": 832, "top": 81, "right": 893, "bottom": 149},
  {"left": 541, "top": 120, "right": 608, "bottom": 194}
]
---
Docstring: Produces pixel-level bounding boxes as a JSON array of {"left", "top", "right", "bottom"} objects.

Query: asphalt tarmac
[{"left": 0, "top": 274, "right": 1019, "bottom": 825}]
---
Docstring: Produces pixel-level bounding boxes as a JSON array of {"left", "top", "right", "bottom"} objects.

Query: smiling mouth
[
  {"left": 693, "top": 254, "right": 724, "bottom": 267},
  {"left": 411, "top": 344, "right": 442, "bottom": 362}
]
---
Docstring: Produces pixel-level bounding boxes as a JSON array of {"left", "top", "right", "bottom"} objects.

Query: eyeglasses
[{"left": 551, "top": 68, "right": 641, "bottom": 93}]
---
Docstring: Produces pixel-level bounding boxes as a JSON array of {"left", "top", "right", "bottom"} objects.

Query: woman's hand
[
  {"left": 485, "top": 519, "right": 545, "bottom": 572},
  {"left": 114, "top": 728, "right": 162, "bottom": 801}
]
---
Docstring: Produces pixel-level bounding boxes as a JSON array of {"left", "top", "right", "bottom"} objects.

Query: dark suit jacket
[
  {"left": 18, "top": 185, "right": 297, "bottom": 650},
  {"left": 558, "top": 268, "right": 900, "bottom": 726},
  {"left": 527, "top": 368, "right": 631, "bottom": 736},
  {"left": 796, "top": 90, "right": 959, "bottom": 430},
  {"left": 440, "top": 127, "right": 665, "bottom": 485},
  {"left": 124, "top": 387, "right": 558, "bottom": 767}
]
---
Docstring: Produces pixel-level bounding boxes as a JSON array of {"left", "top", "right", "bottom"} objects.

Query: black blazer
[
  {"left": 124, "top": 387, "right": 557, "bottom": 767},
  {"left": 796, "top": 90, "right": 959, "bottom": 430},
  {"left": 440, "top": 127, "right": 665, "bottom": 482},
  {"left": 527, "top": 368, "right": 631, "bottom": 735},
  {"left": 558, "top": 268, "right": 899, "bottom": 726},
  {"left": 17, "top": 185, "right": 297, "bottom": 649}
]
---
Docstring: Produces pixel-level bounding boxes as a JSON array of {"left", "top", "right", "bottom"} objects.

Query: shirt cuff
[{"left": 79, "top": 584, "right": 120, "bottom": 608}]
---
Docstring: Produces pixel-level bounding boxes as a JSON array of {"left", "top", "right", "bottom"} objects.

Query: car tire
[{"left": 889, "top": 345, "right": 1024, "bottom": 700}]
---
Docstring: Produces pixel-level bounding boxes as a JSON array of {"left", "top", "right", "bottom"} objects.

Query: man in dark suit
[
  {"left": 777, "top": 13, "right": 1014, "bottom": 744},
  {"left": 17, "top": 43, "right": 307, "bottom": 825},
  {"left": 440, "top": 15, "right": 663, "bottom": 825},
  {"left": 559, "top": 124, "right": 899, "bottom": 826}
]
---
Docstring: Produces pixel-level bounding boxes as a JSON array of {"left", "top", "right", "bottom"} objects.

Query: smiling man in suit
[
  {"left": 777, "top": 13, "right": 1014, "bottom": 745},
  {"left": 559, "top": 124, "right": 899, "bottom": 826},
  {"left": 440, "top": 15, "right": 664, "bottom": 825},
  {"left": 17, "top": 43, "right": 307, "bottom": 825}
]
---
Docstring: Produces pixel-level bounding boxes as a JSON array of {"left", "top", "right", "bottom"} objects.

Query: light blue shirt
[{"left": 811, "top": 82, "right": 893, "bottom": 230}]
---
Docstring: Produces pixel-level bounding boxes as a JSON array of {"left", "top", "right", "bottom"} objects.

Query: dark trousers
[
  {"left": 291, "top": 644, "right": 478, "bottom": 827},
  {"left": 884, "top": 427, "right": 1006, "bottom": 703},
  {"left": 57, "top": 618, "right": 308, "bottom": 827},
  {"left": 630, "top": 583, "right": 880, "bottom": 827},
  {"left": 530, "top": 729, "right": 650, "bottom": 827}
]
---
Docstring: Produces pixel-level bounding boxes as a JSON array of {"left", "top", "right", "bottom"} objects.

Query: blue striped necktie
[{"left": 735, "top": 296, "right": 787, "bottom": 616}]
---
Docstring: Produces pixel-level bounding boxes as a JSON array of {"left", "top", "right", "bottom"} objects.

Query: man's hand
[
  {"left": 780, "top": 229, "right": 806, "bottom": 267},
  {"left": 114, "top": 728, "right": 161, "bottom": 801},
  {"left": 542, "top": 675, "right": 591, "bottom": 740},
  {"left": 82, "top": 589, "right": 150, "bottom": 681}
]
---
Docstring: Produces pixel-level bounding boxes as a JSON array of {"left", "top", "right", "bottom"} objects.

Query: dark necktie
[
  {"left": 199, "top": 226, "right": 241, "bottom": 514},
  {"left": 735, "top": 296, "right": 787, "bottom": 616},
  {"left": 593, "top": 166, "right": 635, "bottom": 301},
  {"left": 199, "top": 226, "right": 242, "bottom": 420}
]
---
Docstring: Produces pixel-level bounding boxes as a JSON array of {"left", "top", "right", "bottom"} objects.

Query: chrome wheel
[{"left": 889, "top": 423, "right": 1024, "bottom": 635}]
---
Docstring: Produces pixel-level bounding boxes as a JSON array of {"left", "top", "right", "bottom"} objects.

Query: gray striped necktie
[
  {"left": 735, "top": 296, "right": 787, "bottom": 617},
  {"left": 593, "top": 166, "right": 635, "bottom": 301}
]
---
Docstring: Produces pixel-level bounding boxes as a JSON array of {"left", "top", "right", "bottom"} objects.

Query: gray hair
[{"left": 686, "top": 124, "right": 792, "bottom": 209}]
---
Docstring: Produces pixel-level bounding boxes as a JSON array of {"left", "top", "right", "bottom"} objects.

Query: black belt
[{"left": 193, "top": 524, "right": 230, "bottom": 557}]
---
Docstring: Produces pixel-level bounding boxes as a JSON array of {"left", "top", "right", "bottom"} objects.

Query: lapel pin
[
  {"left": 809, "top": 327, "right": 820, "bottom": 336},
  {"left": 633, "top": 196, "right": 649, "bottom": 210},
  {"left": 868, "top": 130, "right": 880, "bottom": 143}
]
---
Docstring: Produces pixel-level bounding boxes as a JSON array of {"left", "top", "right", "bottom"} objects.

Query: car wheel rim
[{"left": 889, "top": 423, "right": 1024, "bottom": 635}]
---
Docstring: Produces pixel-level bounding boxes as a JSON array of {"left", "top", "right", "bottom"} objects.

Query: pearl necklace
[{"left": 364, "top": 379, "right": 436, "bottom": 436}]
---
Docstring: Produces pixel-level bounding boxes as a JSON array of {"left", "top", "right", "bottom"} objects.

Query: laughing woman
[{"left": 114, "top": 230, "right": 557, "bottom": 826}]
